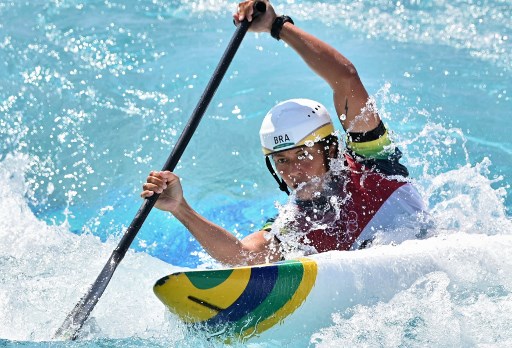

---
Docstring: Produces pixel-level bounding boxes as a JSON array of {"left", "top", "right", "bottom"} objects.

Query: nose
[{"left": 283, "top": 163, "right": 306, "bottom": 187}]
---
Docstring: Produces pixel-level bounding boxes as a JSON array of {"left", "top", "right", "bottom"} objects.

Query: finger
[
  {"left": 235, "top": 3, "right": 243, "bottom": 22},
  {"left": 237, "top": 1, "right": 252, "bottom": 21},
  {"left": 246, "top": 5, "right": 254, "bottom": 22},
  {"left": 148, "top": 170, "right": 165, "bottom": 183},
  {"left": 141, "top": 190, "right": 155, "bottom": 198},
  {"left": 146, "top": 175, "right": 166, "bottom": 187},
  {"left": 150, "top": 170, "right": 165, "bottom": 179},
  {"left": 160, "top": 170, "right": 175, "bottom": 178},
  {"left": 143, "top": 182, "right": 164, "bottom": 193},
  {"left": 142, "top": 182, "right": 157, "bottom": 191},
  {"left": 233, "top": 14, "right": 241, "bottom": 26},
  {"left": 151, "top": 171, "right": 176, "bottom": 186},
  {"left": 162, "top": 171, "right": 181, "bottom": 184}
]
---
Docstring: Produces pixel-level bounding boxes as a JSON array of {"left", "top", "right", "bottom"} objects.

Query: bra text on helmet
[{"left": 274, "top": 134, "right": 291, "bottom": 144}]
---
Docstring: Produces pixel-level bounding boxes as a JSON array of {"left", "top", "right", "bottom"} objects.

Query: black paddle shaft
[{"left": 54, "top": 2, "right": 266, "bottom": 340}]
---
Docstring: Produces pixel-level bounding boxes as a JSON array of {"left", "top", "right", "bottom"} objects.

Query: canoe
[{"left": 153, "top": 233, "right": 511, "bottom": 342}]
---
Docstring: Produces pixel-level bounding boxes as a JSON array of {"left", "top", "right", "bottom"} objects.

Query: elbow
[
  {"left": 329, "top": 62, "right": 360, "bottom": 90},
  {"left": 345, "top": 62, "right": 358, "bottom": 76},
  {"left": 343, "top": 62, "right": 360, "bottom": 83}
]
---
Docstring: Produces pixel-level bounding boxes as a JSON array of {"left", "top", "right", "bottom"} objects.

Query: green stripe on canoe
[
  {"left": 232, "top": 260, "right": 304, "bottom": 332},
  {"left": 185, "top": 269, "right": 234, "bottom": 290}
]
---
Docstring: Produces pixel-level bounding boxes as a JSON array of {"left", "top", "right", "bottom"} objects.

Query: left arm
[
  {"left": 279, "top": 23, "right": 380, "bottom": 133},
  {"left": 235, "top": 0, "right": 381, "bottom": 133}
]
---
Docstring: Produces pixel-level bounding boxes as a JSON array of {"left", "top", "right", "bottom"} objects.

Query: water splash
[{"left": 0, "top": 0, "right": 511, "bottom": 346}]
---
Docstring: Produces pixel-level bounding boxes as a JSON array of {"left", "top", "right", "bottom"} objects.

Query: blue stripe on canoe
[{"left": 205, "top": 264, "right": 279, "bottom": 326}]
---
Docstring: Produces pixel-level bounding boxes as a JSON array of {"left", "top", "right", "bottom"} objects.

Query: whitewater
[{"left": 1, "top": 0, "right": 511, "bottom": 346}]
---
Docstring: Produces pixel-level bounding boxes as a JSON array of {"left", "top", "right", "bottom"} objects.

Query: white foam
[
  {"left": 1, "top": 154, "right": 511, "bottom": 346},
  {"left": 0, "top": 154, "right": 185, "bottom": 342},
  {"left": 310, "top": 233, "right": 512, "bottom": 347}
]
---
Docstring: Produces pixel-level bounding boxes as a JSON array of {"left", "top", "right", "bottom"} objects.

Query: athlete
[{"left": 141, "top": 0, "right": 427, "bottom": 266}]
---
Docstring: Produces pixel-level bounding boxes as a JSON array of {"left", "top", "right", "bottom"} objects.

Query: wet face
[{"left": 272, "top": 143, "right": 330, "bottom": 200}]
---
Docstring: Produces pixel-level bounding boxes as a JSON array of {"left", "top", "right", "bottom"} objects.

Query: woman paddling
[{"left": 141, "top": 0, "right": 427, "bottom": 266}]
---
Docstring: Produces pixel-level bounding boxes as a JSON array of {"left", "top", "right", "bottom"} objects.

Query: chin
[{"left": 295, "top": 185, "right": 322, "bottom": 201}]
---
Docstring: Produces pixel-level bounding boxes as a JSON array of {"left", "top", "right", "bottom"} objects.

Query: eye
[
  {"left": 297, "top": 151, "right": 313, "bottom": 161},
  {"left": 275, "top": 157, "right": 288, "bottom": 164}
]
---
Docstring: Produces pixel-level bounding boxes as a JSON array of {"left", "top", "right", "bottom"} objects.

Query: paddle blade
[{"left": 54, "top": 252, "right": 119, "bottom": 340}]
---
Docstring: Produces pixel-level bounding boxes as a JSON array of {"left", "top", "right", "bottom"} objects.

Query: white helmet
[{"left": 260, "top": 99, "right": 335, "bottom": 155}]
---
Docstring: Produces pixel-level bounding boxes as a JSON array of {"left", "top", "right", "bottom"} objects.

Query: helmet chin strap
[{"left": 265, "top": 156, "right": 290, "bottom": 195}]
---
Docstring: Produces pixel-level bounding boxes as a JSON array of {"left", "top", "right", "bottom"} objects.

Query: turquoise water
[{"left": 1, "top": 0, "right": 511, "bottom": 346}]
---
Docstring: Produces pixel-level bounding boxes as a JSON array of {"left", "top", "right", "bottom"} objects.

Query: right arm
[{"left": 141, "top": 171, "right": 281, "bottom": 266}]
